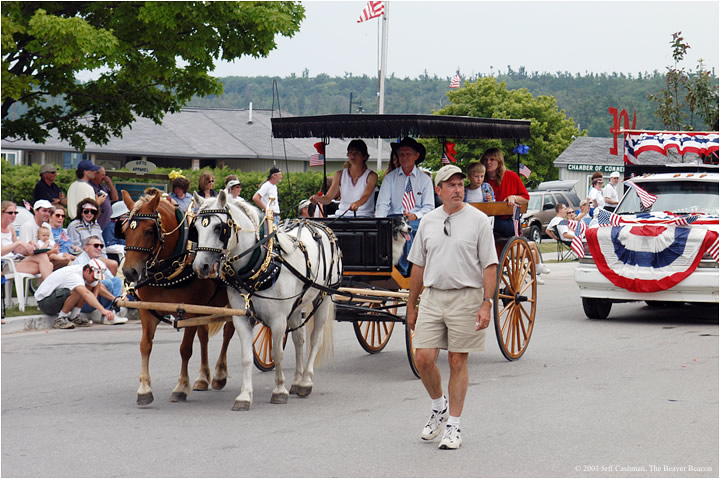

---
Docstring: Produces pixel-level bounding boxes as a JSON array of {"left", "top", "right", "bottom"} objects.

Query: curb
[{"left": 1, "top": 314, "right": 55, "bottom": 334}]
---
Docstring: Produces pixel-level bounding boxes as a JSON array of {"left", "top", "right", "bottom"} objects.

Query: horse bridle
[
  {"left": 190, "top": 206, "right": 240, "bottom": 253},
  {"left": 124, "top": 211, "right": 166, "bottom": 270}
]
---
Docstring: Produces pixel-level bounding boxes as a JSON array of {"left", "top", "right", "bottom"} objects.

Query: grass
[{"left": 2, "top": 305, "right": 43, "bottom": 318}]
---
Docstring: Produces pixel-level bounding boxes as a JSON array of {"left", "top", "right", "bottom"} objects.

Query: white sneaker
[
  {"left": 103, "top": 314, "right": 128, "bottom": 325},
  {"left": 537, "top": 263, "right": 551, "bottom": 275},
  {"left": 438, "top": 424, "right": 462, "bottom": 449},
  {"left": 536, "top": 276, "right": 545, "bottom": 285},
  {"left": 421, "top": 401, "right": 449, "bottom": 440}
]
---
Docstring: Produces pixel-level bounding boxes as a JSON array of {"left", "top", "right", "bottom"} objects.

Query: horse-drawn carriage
[{"left": 118, "top": 113, "right": 539, "bottom": 409}]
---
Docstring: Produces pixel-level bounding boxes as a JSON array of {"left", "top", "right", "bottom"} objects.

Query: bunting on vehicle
[{"left": 623, "top": 131, "right": 719, "bottom": 164}]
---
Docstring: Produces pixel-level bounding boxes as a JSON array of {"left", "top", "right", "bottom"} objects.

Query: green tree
[
  {"left": 648, "top": 31, "right": 719, "bottom": 131},
  {"left": 422, "top": 77, "right": 584, "bottom": 185},
  {"left": 1, "top": 1, "right": 305, "bottom": 150}
]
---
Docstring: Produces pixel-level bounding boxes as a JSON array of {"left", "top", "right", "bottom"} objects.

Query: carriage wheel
[
  {"left": 252, "top": 323, "right": 288, "bottom": 372},
  {"left": 494, "top": 237, "right": 537, "bottom": 361},
  {"left": 353, "top": 301, "right": 397, "bottom": 354},
  {"left": 404, "top": 321, "right": 421, "bottom": 379}
]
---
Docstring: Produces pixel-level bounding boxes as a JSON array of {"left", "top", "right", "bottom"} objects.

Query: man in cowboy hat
[
  {"left": 33, "top": 163, "right": 67, "bottom": 207},
  {"left": 375, "top": 137, "right": 435, "bottom": 276}
]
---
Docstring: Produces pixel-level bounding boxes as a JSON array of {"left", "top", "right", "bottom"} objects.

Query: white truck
[{"left": 574, "top": 165, "right": 719, "bottom": 319}]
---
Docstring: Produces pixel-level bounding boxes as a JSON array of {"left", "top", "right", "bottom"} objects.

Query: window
[{"left": 62, "top": 152, "right": 88, "bottom": 169}]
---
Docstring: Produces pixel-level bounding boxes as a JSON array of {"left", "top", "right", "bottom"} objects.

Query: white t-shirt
[
  {"left": 408, "top": 204, "right": 498, "bottom": 290},
  {"left": 465, "top": 187, "right": 485, "bottom": 202},
  {"left": 589, "top": 188, "right": 605, "bottom": 209},
  {"left": 548, "top": 215, "right": 571, "bottom": 240},
  {"left": 603, "top": 183, "right": 619, "bottom": 205},
  {"left": 256, "top": 181, "right": 280, "bottom": 214},
  {"left": 34, "top": 264, "right": 87, "bottom": 301},
  {"left": 67, "top": 180, "right": 96, "bottom": 219}
]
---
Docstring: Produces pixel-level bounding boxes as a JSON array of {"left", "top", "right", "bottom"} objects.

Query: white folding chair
[{"left": 1, "top": 258, "right": 42, "bottom": 312}]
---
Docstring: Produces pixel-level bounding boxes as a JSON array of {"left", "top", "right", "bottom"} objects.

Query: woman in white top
[
  {"left": 1, "top": 201, "right": 53, "bottom": 282},
  {"left": 588, "top": 177, "right": 606, "bottom": 210},
  {"left": 310, "top": 139, "right": 378, "bottom": 217}
]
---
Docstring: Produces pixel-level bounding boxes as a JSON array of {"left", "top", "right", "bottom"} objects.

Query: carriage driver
[
  {"left": 407, "top": 164, "right": 498, "bottom": 450},
  {"left": 34, "top": 259, "right": 116, "bottom": 330},
  {"left": 375, "top": 137, "right": 435, "bottom": 276}
]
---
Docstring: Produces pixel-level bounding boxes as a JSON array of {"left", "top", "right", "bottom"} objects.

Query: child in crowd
[
  {"left": 464, "top": 162, "right": 495, "bottom": 203},
  {"left": 35, "top": 226, "right": 52, "bottom": 249}
]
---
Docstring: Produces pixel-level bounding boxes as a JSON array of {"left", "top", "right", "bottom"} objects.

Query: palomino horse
[
  {"left": 121, "top": 190, "right": 234, "bottom": 406},
  {"left": 192, "top": 191, "right": 342, "bottom": 410}
]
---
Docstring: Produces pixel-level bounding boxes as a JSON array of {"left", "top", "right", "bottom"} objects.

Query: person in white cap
[
  {"left": 226, "top": 179, "right": 243, "bottom": 200},
  {"left": 407, "top": 164, "right": 498, "bottom": 450},
  {"left": 19, "top": 199, "right": 54, "bottom": 243},
  {"left": 603, "top": 171, "right": 621, "bottom": 211},
  {"left": 34, "top": 259, "right": 118, "bottom": 329},
  {"left": 102, "top": 201, "right": 128, "bottom": 263}
]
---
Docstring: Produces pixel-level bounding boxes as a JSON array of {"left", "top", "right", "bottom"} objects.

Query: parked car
[
  {"left": 521, "top": 189, "right": 581, "bottom": 243},
  {"left": 575, "top": 168, "right": 719, "bottom": 319}
]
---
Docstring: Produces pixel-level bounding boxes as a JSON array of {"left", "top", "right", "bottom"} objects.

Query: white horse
[{"left": 191, "top": 191, "right": 342, "bottom": 410}]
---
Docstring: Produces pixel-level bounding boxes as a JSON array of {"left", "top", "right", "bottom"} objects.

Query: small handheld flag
[
  {"left": 625, "top": 180, "right": 658, "bottom": 208},
  {"left": 401, "top": 177, "right": 415, "bottom": 213},
  {"left": 519, "top": 163, "right": 531, "bottom": 178}
]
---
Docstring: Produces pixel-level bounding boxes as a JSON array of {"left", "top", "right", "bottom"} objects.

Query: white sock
[
  {"left": 431, "top": 395, "right": 446, "bottom": 411},
  {"left": 71, "top": 307, "right": 81, "bottom": 318},
  {"left": 447, "top": 416, "right": 460, "bottom": 428},
  {"left": 57, "top": 311, "right": 70, "bottom": 318}
]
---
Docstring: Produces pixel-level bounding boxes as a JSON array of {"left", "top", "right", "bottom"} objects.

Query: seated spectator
[
  {"left": 548, "top": 203, "right": 590, "bottom": 241},
  {"left": 72, "top": 236, "right": 126, "bottom": 323},
  {"left": 168, "top": 176, "right": 192, "bottom": 212},
  {"left": 35, "top": 226, "right": 52, "bottom": 249},
  {"left": 34, "top": 259, "right": 123, "bottom": 329},
  {"left": 48, "top": 206, "right": 79, "bottom": 267},
  {"left": 73, "top": 235, "right": 118, "bottom": 277},
  {"left": 103, "top": 201, "right": 128, "bottom": 264},
  {"left": 1, "top": 201, "right": 53, "bottom": 282},
  {"left": 33, "top": 163, "right": 67, "bottom": 207},
  {"left": 375, "top": 137, "right": 435, "bottom": 276},
  {"left": 67, "top": 199, "right": 107, "bottom": 257},
  {"left": 19, "top": 199, "right": 53, "bottom": 243}
]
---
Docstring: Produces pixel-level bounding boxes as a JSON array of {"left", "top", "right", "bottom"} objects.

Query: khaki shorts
[{"left": 413, "top": 287, "right": 486, "bottom": 352}]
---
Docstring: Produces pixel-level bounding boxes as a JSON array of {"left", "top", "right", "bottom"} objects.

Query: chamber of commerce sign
[{"left": 566, "top": 164, "right": 625, "bottom": 173}]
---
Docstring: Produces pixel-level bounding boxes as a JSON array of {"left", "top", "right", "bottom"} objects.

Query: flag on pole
[
  {"left": 449, "top": 74, "right": 461, "bottom": 89},
  {"left": 442, "top": 142, "right": 457, "bottom": 164},
  {"left": 310, "top": 141, "right": 325, "bottom": 166},
  {"left": 357, "top": 1, "right": 384, "bottom": 22},
  {"left": 596, "top": 208, "right": 623, "bottom": 227},
  {"left": 625, "top": 180, "right": 658, "bottom": 208},
  {"left": 519, "top": 163, "right": 531, "bottom": 178},
  {"left": 570, "top": 220, "right": 586, "bottom": 258},
  {"left": 401, "top": 177, "right": 415, "bottom": 213}
]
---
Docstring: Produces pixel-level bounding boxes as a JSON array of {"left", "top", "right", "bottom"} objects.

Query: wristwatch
[{"left": 483, "top": 297, "right": 493, "bottom": 307}]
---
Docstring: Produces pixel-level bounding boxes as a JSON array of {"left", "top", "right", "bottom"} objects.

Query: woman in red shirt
[{"left": 481, "top": 148, "right": 550, "bottom": 280}]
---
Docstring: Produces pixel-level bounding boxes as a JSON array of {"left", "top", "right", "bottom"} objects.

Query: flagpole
[{"left": 376, "top": 1, "right": 388, "bottom": 172}]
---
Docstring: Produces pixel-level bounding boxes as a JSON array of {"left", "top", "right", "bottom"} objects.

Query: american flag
[
  {"left": 707, "top": 236, "right": 719, "bottom": 261},
  {"left": 442, "top": 141, "right": 457, "bottom": 164},
  {"left": 625, "top": 180, "right": 658, "bottom": 208},
  {"left": 401, "top": 177, "right": 415, "bottom": 213},
  {"left": 449, "top": 74, "right": 461, "bottom": 89},
  {"left": 357, "top": 1, "right": 384, "bottom": 22},
  {"left": 596, "top": 208, "right": 623, "bottom": 227},
  {"left": 559, "top": 219, "right": 587, "bottom": 258},
  {"left": 519, "top": 163, "right": 531, "bottom": 178},
  {"left": 309, "top": 153, "right": 324, "bottom": 167},
  {"left": 512, "top": 204, "right": 522, "bottom": 236}
]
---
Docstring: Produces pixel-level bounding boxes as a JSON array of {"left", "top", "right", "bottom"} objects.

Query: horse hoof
[
  {"left": 212, "top": 378, "right": 227, "bottom": 390},
  {"left": 289, "top": 384, "right": 299, "bottom": 395},
  {"left": 295, "top": 385, "right": 312, "bottom": 397},
  {"left": 271, "top": 392, "right": 289, "bottom": 404},
  {"left": 193, "top": 380, "right": 209, "bottom": 391},
  {"left": 170, "top": 391, "right": 187, "bottom": 402},
  {"left": 231, "top": 400, "right": 251, "bottom": 411},
  {"left": 137, "top": 393, "right": 154, "bottom": 406}
]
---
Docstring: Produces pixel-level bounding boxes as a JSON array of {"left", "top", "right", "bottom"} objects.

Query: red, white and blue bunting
[
  {"left": 585, "top": 223, "right": 719, "bottom": 293},
  {"left": 623, "top": 132, "right": 719, "bottom": 164}
]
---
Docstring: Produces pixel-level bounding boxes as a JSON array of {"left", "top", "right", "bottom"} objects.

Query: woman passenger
[
  {"left": 196, "top": 171, "right": 217, "bottom": 199},
  {"left": 310, "top": 139, "right": 378, "bottom": 217}
]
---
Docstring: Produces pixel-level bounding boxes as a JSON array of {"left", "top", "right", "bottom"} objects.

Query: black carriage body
[{"left": 314, "top": 217, "right": 394, "bottom": 273}]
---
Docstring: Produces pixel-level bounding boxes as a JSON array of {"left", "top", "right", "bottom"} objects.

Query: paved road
[{"left": 2, "top": 263, "right": 718, "bottom": 477}]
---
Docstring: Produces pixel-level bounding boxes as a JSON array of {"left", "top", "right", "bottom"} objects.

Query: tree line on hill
[{"left": 188, "top": 67, "right": 718, "bottom": 137}]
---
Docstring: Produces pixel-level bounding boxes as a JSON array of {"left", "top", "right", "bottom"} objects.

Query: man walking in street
[{"left": 407, "top": 164, "right": 498, "bottom": 450}]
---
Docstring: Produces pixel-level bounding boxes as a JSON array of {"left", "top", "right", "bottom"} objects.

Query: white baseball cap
[
  {"left": 434, "top": 165, "right": 466, "bottom": 187},
  {"left": 86, "top": 258, "right": 107, "bottom": 280},
  {"left": 610, "top": 171, "right": 620, "bottom": 178},
  {"left": 33, "top": 199, "right": 53, "bottom": 210}
]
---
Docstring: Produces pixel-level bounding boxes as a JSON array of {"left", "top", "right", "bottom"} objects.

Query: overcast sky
[{"left": 210, "top": 0, "right": 719, "bottom": 79}]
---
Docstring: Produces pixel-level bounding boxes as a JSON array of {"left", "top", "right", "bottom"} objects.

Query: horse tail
[
  {"left": 313, "top": 298, "right": 335, "bottom": 368},
  {"left": 207, "top": 320, "right": 225, "bottom": 338}
]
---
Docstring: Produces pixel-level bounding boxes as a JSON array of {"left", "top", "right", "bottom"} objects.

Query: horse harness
[{"left": 196, "top": 206, "right": 343, "bottom": 332}]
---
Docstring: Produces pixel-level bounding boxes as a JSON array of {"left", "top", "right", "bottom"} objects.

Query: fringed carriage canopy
[{"left": 271, "top": 114, "right": 531, "bottom": 140}]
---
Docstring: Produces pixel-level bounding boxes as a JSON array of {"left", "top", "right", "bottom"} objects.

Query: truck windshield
[{"left": 616, "top": 181, "right": 719, "bottom": 215}]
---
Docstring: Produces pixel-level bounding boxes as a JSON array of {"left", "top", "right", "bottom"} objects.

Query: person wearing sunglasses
[
  {"left": 196, "top": 171, "right": 217, "bottom": 199},
  {"left": 406, "top": 165, "right": 498, "bottom": 451},
  {"left": 67, "top": 199, "right": 108, "bottom": 262},
  {"left": 1, "top": 201, "right": 54, "bottom": 283}
]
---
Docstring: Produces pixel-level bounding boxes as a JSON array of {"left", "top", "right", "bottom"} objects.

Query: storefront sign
[
  {"left": 566, "top": 164, "right": 625, "bottom": 173},
  {"left": 125, "top": 159, "right": 156, "bottom": 174}
]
